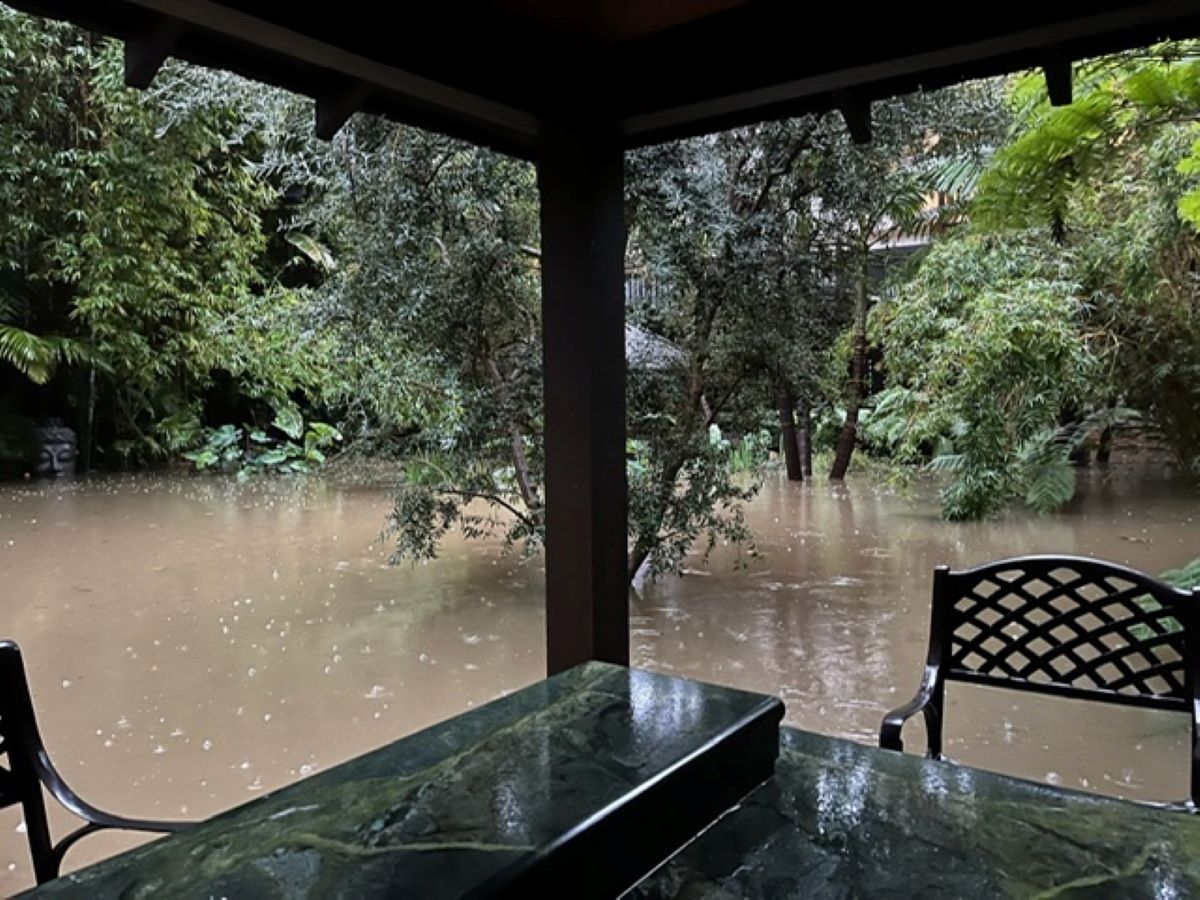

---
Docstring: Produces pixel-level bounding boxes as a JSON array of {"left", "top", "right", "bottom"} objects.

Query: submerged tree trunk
[
  {"left": 628, "top": 345, "right": 712, "bottom": 584},
  {"left": 830, "top": 244, "right": 869, "bottom": 481},
  {"left": 627, "top": 453, "right": 687, "bottom": 583},
  {"left": 797, "top": 401, "right": 813, "bottom": 477},
  {"left": 1059, "top": 406, "right": 1091, "bottom": 468},
  {"left": 485, "top": 356, "right": 539, "bottom": 511},
  {"left": 1097, "top": 425, "right": 1114, "bottom": 464},
  {"left": 83, "top": 360, "right": 96, "bottom": 474},
  {"left": 776, "top": 381, "right": 802, "bottom": 481}
]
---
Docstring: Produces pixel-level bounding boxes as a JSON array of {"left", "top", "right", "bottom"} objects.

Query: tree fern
[
  {"left": 1022, "top": 450, "right": 1076, "bottom": 514},
  {"left": 1162, "top": 557, "right": 1200, "bottom": 590},
  {"left": 974, "top": 42, "right": 1200, "bottom": 233}
]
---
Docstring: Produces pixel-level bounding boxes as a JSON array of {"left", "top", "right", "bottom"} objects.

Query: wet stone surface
[
  {"left": 632, "top": 727, "right": 1200, "bottom": 899},
  {"left": 23, "top": 663, "right": 780, "bottom": 898}
]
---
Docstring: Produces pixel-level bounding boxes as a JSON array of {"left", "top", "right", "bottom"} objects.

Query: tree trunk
[
  {"left": 1097, "top": 425, "right": 1113, "bottom": 464},
  {"left": 830, "top": 244, "right": 869, "bottom": 481},
  {"left": 797, "top": 401, "right": 813, "bottom": 477},
  {"left": 776, "top": 381, "right": 802, "bottom": 481},
  {"left": 628, "top": 546, "right": 651, "bottom": 585},
  {"left": 83, "top": 361, "right": 96, "bottom": 474},
  {"left": 507, "top": 425, "right": 539, "bottom": 508},
  {"left": 485, "top": 356, "right": 539, "bottom": 510},
  {"left": 1059, "top": 406, "right": 1090, "bottom": 468},
  {"left": 627, "top": 453, "right": 688, "bottom": 583},
  {"left": 628, "top": 328, "right": 712, "bottom": 585}
]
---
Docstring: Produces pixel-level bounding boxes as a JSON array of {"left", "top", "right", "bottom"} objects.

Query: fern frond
[
  {"left": 0, "top": 325, "right": 88, "bottom": 384},
  {"left": 927, "top": 453, "right": 966, "bottom": 473}
]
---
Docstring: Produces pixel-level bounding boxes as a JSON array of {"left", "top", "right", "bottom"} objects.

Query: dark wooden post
[{"left": 537, "top": 123, "right": 629, "bottom": 674}]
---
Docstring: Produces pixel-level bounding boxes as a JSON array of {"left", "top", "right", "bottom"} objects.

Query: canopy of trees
[
  {"left": 873, "top": 46, "right": 1200, "bottom": 518},
  {"left": 0, "top": 5, "right": 1195, "bottom": 574}
]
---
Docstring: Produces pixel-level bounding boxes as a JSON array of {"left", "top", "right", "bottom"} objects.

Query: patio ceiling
[{"left": 7, "top": 1, "right": 1200, "bottom": 156}]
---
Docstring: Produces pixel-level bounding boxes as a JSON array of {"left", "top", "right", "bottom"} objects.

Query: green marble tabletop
[
  {"left": 633, "top": 727, "right": 1200, "bottom": 898},
  {"left": 23, "top": 662, "right": 782, "bottom": 899}
]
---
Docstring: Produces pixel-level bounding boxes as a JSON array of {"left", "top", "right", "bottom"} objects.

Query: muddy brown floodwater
[{"left": 0, "top": 460, "right": 1196, "bottom": 892}]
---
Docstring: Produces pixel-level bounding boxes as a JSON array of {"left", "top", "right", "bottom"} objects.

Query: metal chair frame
[
  {"left": 880, "top": 555, "right": 1200, "bottom": 805},
  {"left": 0, "top": 640, "right": 190, "bottom": 884}
]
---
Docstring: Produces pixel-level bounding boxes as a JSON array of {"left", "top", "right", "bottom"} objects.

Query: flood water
[{"left": 0, "top": 459, "right": 1195, "bottom": 892}]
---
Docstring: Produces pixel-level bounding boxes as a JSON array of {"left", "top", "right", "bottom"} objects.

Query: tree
[
  {"left": 865, "top": 44, "right": 1200, "bottom": 519},
  {"left": 620, "top": 86, "right": 1003, "bottom": 565},
  {"left": 625, "top": 120, "right": 833, "bottom": 578},
  {"left": 0, "top": 11, "right": 326, "bottom": 465},
  {"left": 812, "top": 86, "right": 1006, "bottom": 480},
  {"left": 972, "top": 43, "right": 1200, "bottom": 475},
  {"left": 870, "top": 234, "right": 1103, "bottom": 519},
  {"left": 268, "top": 116, "right": 546, "bottom": 557}
]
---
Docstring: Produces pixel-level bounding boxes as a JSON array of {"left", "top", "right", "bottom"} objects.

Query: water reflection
[
  {"left": 627, "top": 670, "right": 706, "bottom": 752},
  {"left": 814, "top": 743, "right": 873, "bottom": 840},
  {"left": 634, "top": 462, "right": 1198, "bottom": 812}
]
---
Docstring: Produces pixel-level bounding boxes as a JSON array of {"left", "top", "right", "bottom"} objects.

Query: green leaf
[
  {"left": 256, "top": 447, "right": 290, "bottom": 466},
  {"left": 928, "top": 453, "right": 965, "bottom": 473},
  {"left": 285, "top": 233, "right": 337, "bottom": 271},
  {"left": 303, "top": 421, "right": 342, "bottom": 453},
  {"left": 1178, "top": 188, "right": 1200, "bottom": 231},
  {"left": 184, "top": 449, "right": 218, "bottom": 470},
  {"left": 1024, "top": 456, "right": 1076, "bottom": 513},
  {"left": 272, "top": 403, "right": 304, "bottom": 440},
  {"left": 208, "top": 424, "right": 242, "bottom": 451}
]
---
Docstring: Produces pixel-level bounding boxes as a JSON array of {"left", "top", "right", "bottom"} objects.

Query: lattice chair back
[{"left": 880, "top": 556, "right": 1200, "bottom": 807}]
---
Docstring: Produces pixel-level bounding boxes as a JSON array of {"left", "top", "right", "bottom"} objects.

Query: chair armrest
[
  {"left": 24, "top": 737, "right": 192, "bottom": 879},
  {"left": 49, "top": 816, "right": 191, "bottom": 879},
  {"left": 880, "top": 664, "right": 942, "bottom": 754},
  {"left": 29, "top": 741, "right": 189, "bottom": 832}
]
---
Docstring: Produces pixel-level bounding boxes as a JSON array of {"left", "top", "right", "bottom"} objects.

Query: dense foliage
[
  {"left": 0, "top": 11, "right": 335, "bottom": 468},
  {"left": 0, "top": 5, "right": 1194, "bottom": 577},
  {"left": 870, "top": 237, "right": 1100, "bottom": 518},
  {"left": 288, "top": 121, "right": 548, "bottom": 558},
  {"left": 872, "top": 43, "right": 1200, "bottom": 517}
]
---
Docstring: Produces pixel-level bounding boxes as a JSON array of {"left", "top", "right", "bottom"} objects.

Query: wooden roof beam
[
  {"left": 315, "top": 82, "right": 371, "bottom": 141},
  {"left": 618, "top": 0, "right": 1199, "bottom": 147},
  {"left": 121, "top": 0, "right": 542, "bottom": 157},
  {"left": 1042, "top": 48, "right": 1074, "bottom": 106},
  {"left": 834, "top": 90, "right": 872, "bottom": 145},
  {"left": 123, "top": 18, "right": 180, "bottom": 89}
]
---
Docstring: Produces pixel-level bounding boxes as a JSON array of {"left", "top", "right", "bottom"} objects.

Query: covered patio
[{"left": 6, "top": 1, "right": 1200, "bottom": 896}]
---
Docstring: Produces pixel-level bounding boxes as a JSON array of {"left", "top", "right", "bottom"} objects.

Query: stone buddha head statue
[{"left": 34, "top": 419, "right": 77, "bottom": 478}]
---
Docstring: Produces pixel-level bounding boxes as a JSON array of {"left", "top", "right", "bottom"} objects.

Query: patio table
[
  {"left": 22, "top": 663, "right": 1200, "bottom": 898},
  {"left": 633, "top": 727, "right": 1200, "bottom": 898}
]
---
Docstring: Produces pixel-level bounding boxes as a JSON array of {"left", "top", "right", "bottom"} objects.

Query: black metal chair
[
  {"left": 880, "top": 555, "right": 1200, "bottom": 805},
  {"left": 0, "top": 640, "right": 190, "bottom": 884}
]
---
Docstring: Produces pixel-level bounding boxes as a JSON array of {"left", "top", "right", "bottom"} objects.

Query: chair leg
[
  {"left": 22, "top": 788, "right": 59, "bottom": 885},
  {"left": 925, "top": 683, "right": 945, "bottom": 759},
  {"left": 1191, "top": 710, "right": 1200, "bottom": 808}
]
